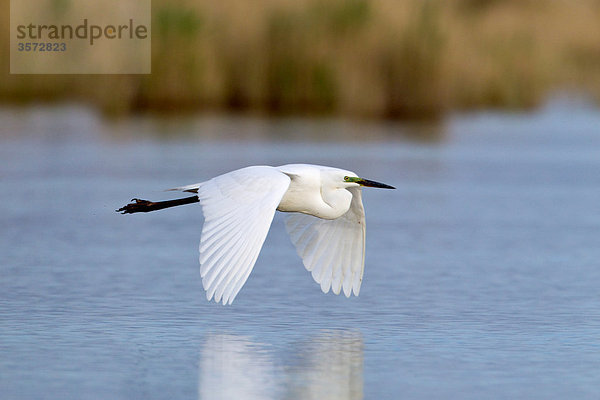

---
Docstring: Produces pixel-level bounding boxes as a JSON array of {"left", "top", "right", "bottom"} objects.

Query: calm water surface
[{"left": 1, "top": 104, "right": 600, "bottom": 399}]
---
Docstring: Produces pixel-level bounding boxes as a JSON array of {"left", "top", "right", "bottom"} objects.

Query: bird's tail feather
[{"left": 167, "top": 183, "right": 203, "bottom": 193}]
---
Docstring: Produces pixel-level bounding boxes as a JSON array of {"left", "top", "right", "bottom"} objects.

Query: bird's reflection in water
[
  {"left": 286, "top": 330, "right": 364, "bottom": 400},
  {"left": 198, "top": 334, "right": 282, "bottom": 400},
  {"left": 198, "top": 330, "right": 363, "bottom": 400}
]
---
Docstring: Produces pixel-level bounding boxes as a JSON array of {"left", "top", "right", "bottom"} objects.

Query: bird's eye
[{"left": 344, "top": 176, "right": 350, "bottom": 182}]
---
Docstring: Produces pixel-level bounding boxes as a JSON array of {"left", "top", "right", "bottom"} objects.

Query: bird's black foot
[{"left": 116, "top": 198, "right": 156, "bottom": 214}]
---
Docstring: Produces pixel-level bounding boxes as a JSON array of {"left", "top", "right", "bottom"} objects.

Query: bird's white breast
[{"left": 276, "top": 164, "right": 353, "bottom": 220}]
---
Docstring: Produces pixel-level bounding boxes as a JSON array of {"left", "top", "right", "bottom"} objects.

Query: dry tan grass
[{"left": 2, "top": 0, "right": 600, "bottom": 118}]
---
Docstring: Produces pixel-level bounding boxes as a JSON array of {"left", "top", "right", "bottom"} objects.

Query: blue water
[{"left": 1, "top": 103, "right": 600, "bottom": 399}]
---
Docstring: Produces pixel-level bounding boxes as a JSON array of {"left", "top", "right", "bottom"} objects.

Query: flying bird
[{"left": 117, "top": 164, "right": 394, "bottom": 304}]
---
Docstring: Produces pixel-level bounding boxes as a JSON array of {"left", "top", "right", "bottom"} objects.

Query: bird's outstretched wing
[
  {"left": 284, "top": 187, "right": 365, "bottom": 297},
  {"left": 193, "top": 166, "right": 291, "bottom": 304}
]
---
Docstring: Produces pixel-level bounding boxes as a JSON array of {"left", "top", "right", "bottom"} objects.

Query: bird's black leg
[{"left": 116, "top": 196, "right": 199, "bottom": 214}]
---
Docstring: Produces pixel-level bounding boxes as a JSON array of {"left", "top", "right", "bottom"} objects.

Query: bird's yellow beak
[{"left": 345, "top": 176, "right": 395, "bottom": 189}]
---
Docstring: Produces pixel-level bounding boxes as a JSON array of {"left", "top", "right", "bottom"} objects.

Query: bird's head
[
  {"left": 341, "top": 172, "right": 395, "bottom": 190},
  {"left": 318, "top": 167, "right": 395, "bottom": 192}
]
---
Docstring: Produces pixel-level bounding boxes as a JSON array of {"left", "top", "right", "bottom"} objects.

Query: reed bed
[{"left": 2, "top": 0, "right": 600, "bottom": 119}]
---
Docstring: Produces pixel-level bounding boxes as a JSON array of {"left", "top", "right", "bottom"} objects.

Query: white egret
[{"left": 117, "top": 164, "right": 394, "bottom": 304}]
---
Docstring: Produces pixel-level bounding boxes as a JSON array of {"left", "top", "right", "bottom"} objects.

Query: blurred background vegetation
[{"left": 2, "top": 0, "right": 600, "bottom": 119}]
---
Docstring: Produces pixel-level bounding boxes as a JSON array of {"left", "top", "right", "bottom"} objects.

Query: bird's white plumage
[
  {"left": 284, "top": 186, "right": 365, "bottom": 297},
  {"left": 168, "top": 164, "right": 387, "bottom": 305},
  {"left": 194, "top": 166, "right": 290, "bottom": 304}
]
